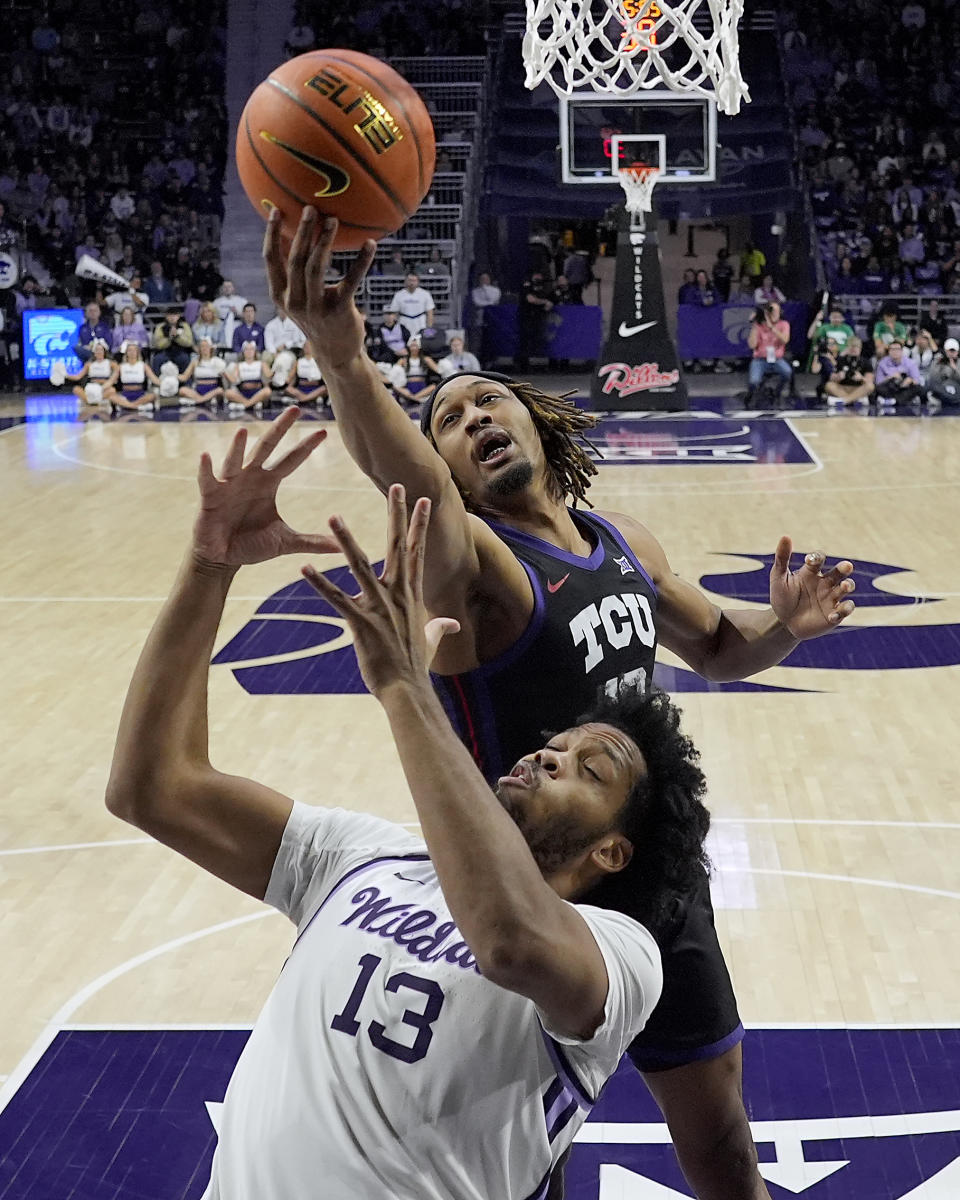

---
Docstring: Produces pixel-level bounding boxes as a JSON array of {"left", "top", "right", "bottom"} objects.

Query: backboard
[{"left": 559, "top": 91, "right": 716, "bottom": 185}]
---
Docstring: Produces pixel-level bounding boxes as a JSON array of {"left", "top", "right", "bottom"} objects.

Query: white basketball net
[
  {"left": 523, "top": 0, "right": 749, "bottom": 116},
  {"left": 618, "top": 165, "right": 659, "bottom": 213}
]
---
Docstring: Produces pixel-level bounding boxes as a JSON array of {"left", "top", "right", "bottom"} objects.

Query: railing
[
  {"left": 363, "top": 277, "right": 453, "bottom": 323},
  {"left": 427, "top": 172, "right": 467, "bottom": 205},
  {"left": 834, "top": 294, "right": 960, "bottom": 333},
  {"left": 391, "top": 56, "right": 486, "bottom": 84},
  {"left": 417, "top": 83, "right": 484, "bottom": 112},
  {"left": 432, "top": 112, "right": 479, "bottom": 139}
]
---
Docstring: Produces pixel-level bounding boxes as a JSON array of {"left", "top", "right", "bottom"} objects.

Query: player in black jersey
[{"left": 265, "top": 210, "right": 858, "bottom": 1200}]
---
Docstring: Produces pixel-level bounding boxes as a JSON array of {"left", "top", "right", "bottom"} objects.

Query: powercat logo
[{"left": 598, "top": 361, "right": 682, "bottom": 396}]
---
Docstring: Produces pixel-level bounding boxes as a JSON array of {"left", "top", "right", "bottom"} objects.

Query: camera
[{"left": 753, "top": 305, "right": 769, "bottom": 323}]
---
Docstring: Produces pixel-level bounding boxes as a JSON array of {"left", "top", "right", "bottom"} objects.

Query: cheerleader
[
  {"left": 179, "top": 338, "right": 225, "bottom": 406},
  {"left": 108, "top": 342, "right": 160, "bottom": 411},
  {"left": 64, "top": 338, "right": 117, "bottom": 404},
  {"left": 393, "top": 335, "right": 439, "bottom": 406},
  {"left": 284, "top": 339, "right": 327, "bottom": 406},
  {"left": 224, "top": 340, "right": 271, "bottom": 411}
]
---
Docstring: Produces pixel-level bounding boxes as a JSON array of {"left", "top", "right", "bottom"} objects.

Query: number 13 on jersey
[{"left": 331, "top": 953, "right": 446, "bottom": 1064}]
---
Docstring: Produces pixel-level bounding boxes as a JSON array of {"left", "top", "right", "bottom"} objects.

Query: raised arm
[
  {"left": 106, "top": 411, "right": 339, "bottom": 899},
  {"left": 598, "top": 510, "right": 856, "bottom": 681},
  {"left": 263, "top": 208, "right": 522, "bottom": 634}
]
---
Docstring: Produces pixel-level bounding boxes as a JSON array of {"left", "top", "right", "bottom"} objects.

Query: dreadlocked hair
[
  {"left": 577, "top": 684, "right": 712, "bottom": 929},
  {"left": 507, "top": 379, "right": 600, "bottom": 507}
]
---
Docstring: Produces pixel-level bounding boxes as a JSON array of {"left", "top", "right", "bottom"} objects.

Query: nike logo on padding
[
  {"left": 259, "top": 130, "right": 351, "bottom": 197},
  {"left": 618, "top": 320, "right": 657, "bottom": 337},
  {"left": 547, "top": 574, "right": 570, "bottom": 593}
]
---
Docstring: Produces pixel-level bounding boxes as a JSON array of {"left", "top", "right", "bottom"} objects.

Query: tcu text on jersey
[{"left": 569, "top": 592, "right": 656, "bottom": 672}]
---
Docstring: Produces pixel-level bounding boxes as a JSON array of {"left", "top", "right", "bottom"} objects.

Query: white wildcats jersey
[{"left": 202, "top": 803, "right": 661, "bottom": 1200}]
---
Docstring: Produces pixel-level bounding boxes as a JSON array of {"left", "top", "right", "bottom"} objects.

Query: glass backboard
[{"left": 559, "top": 92, "right": 716, "bottom": 184}]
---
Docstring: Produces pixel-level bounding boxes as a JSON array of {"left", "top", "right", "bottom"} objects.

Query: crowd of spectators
[
  {"left": 783, "top": 0, "right": 960, "bottom": 299},
  {"left": 284, "top": 0, "right": 489, "bottom": 60},
  {"left": 0, "top": 1, "right": 227, "bottom": 317}
]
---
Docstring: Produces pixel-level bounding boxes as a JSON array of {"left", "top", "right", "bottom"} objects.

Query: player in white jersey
[{"left": 106, "top": 411, "right": 712, "bottom": 1200}]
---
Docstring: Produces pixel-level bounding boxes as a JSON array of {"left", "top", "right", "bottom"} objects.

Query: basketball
[{"left": 236, "top": 49, "right": 436, "bottom": 250}]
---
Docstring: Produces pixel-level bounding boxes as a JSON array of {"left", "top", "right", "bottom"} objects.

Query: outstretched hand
[
  {"left": 193, "top": 407, "right": 339, "bottom": 567},
  {"left": 301, "top": 484, "right": 460, "bottom": 696},
  {"left": 262, "top": 207, "right": 376, "bottom": 371},
  {"left": 769, "top": 536, "right": 856, "bottom": 640}
]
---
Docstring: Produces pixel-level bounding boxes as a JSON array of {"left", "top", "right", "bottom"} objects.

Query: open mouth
[
  {"left": 475, "top": 430, "right": 513, "bottom": 466},
  {"left": 498, "top": 759, "right": 535, "bottom": 789}
]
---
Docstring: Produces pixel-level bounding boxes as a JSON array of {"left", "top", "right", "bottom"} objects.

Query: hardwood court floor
[{"left": 1, "top": 401, "right": 959, "bottom": 1192}]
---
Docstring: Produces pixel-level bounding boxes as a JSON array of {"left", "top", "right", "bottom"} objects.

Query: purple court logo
[
  {"left": 1, "top": 1028, "right": 959, "bottom": 1197},
  {"left": 213, "top": 554, "right": 958, "bottom": 698}
]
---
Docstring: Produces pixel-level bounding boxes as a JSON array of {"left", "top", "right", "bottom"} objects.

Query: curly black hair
[{"left": 578, "top": 684, "right": 711, "bottom": 927}]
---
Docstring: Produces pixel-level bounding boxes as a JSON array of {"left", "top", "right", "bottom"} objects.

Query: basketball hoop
[
  {"left": 618, "top": 163, "right": 659, "bottom": 214},
  {"left": 523, "top": 0, "right": 750, "bottom": 116}
]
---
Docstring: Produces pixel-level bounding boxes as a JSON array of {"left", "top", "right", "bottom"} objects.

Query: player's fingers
[
  {"left": 301, "top": 563, "right": 359, "bottom": 616},
  {"left": 802, "top": 550, "right": 826, "bottom": 575},
  {"left": 249, "top": 406, "right": 301, "bottom": 467},
  {"left": 832, "top": 577, "right": 856, "bottom": 601},
  {"left": 341, "top": 240, "right": 377, "bottom": 299},
  {"left": 830, "top": 598, "right": 856, "bottom": 624},
  {"left": 328, "top": 513, "right": 382, "bottom": 598},
  {"left": 424, "top": 616, "right": 460, "bottom": 662},
  {"left": 221, "top": 427, "right": 248, "bottom": 478},
  {"left": 406, "top": 496, "right": 432, "bottom": 603},
  {"left": 822, "top": 560, "right": 854, "bottom": 586},
  {"left": 270, "top": 429, "right": 327, "bottom": 478},
  {"left": 197, "top": 451, "right": 217, "bottom": 491},
  {"left": 262, "top": 206, "right": 288, "bottom": 308},
  {"left": 382, "top": 484, "right": 408, "bottom": 586},
  {"left": 286, "top": 207, "right": 319, "bottom": 310},
  {"left": 771, "top": 534, "right": 793, "bottom": 576},
  {"left": 306, "top": 215, "right": 338, "bottom": 292}
]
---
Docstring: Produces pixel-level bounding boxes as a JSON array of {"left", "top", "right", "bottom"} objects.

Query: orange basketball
[{"left": 236, "top": 49, "right": 436, "bottom": 250}]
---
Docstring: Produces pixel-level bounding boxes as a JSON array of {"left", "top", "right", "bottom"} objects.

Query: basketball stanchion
[{"left": 523, "top": 0, "right": 749, "bottom": 115}]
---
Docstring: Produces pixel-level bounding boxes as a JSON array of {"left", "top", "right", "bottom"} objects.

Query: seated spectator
[
  {"left": 753, "top": 274, "right": 785, "bottom": 305},
  {"left": 110, "top": 341, "right": 160, "bottom": 412},
  {"left": 811, "top": 337, "right": 840, "bottom": 397},
  {"left": 873, "top": 305, "right": 907, "bottom": 357},
  {"left": 73, "top": 302, "right": 113, "bottom": 363},
  {"left": 418, "top": 325, "right": 449, "bottom": 359},
  {"left": 728, "top": 273, "right": 755, "bottom": 302},
  {"left": 675, "top": 268, "right": 697, "bottom": 304},
  {"left": 188, "top": 249, "right": 222, "bottom": 301},
  {"left": 820, "top": 336, "right": 875, "bottom": 408},
  {"left": 471, "top": 271, "right": 501, "bottom": 310},
  {"left": 808, "top": 304, "right": 855, "bottom": 352},
  {"left": 832, "top": 256, "right": 858, "bottom": 294},
  {"left": 692, "top": 269, "right": 719, "bottom": 306},
  {"left": 898, "top": 223, "right": 925, "bottom": 265},
  {"left": 264, "top": 307, "right": 306, "bottom": 366},
  {"left": 874, "top": 340, "right": 924, "bottom": 405},
  {"left": 151, "top": 305, "right": 195, "bottom": 373},
  {"left": 367, "top": 308, "right": 412, "bottom": 362},
  {"left": 437, "top": 335, "right": 481, "bottom": 378},
  {"left": 144, "top": 259, "right": 175, "bottom": 304},
  {"left": 192, "top": 301, "right": 225, "bottom": 351},
  {"left": 178, "top": 338, "right": 225, "bottom": 406},
  {"left": 65, "top": 338, "right": 116, "bottom": 403},
  {"left": 927, "top": 336, "right": 960, "bottom": 406},
  {"left": 859, "top": 255, "right": 889, "bottom": 293},
  {"left": 389, "top": 273, "right": 435, "bottom": 335},
  {"left": 225, "top": 340, "right": 271, "bottom": 411},
  {"left": 416, "top": 247, "right": 450, "bottom": 279},
  {"left": 104, "top": 273, "right": 149, "bottom": 318},
  {"left": 393, "top": 335, "right": 439, "bottom": 405},
  {"left": 381, "top": 250, "right": 410, "bottom": 277},
  {"left": 284, "top": 340, "right": 327, "bottom": 407},
  {"left": 213, "top": 279, "right": 247, "bottom": 349},
  {"left": 110, "top": 185, "right": 135, "bottom": 223},
  {"left": 711, "top": 248, "right": 734, "bottom": 301},
  {"left": 112, "top": 305, "right": 150, "bottom": 354},
  {"left": 906, "top": 329, "right": 938, "bottom": 382},
  {"left": 919, "top": 299, "right": 948, "bottom": 345},
  {"left": 746, "top": 301, "right": 792, "bottom": 401},
  {"left": 231, "top": 303, "right": 265, "bottom": 355}
]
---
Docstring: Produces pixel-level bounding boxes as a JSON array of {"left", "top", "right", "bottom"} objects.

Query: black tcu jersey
[
  {"left": 431, "top": 509, "right": 658, "bottom": 782},
  {"left": 431, "top": 507, "right": 743, "bottom": 1072}
]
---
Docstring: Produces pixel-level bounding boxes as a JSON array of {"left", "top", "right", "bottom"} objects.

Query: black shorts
[{"left": 627, "top": 864, "right": 743, "bottom": 1072}]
